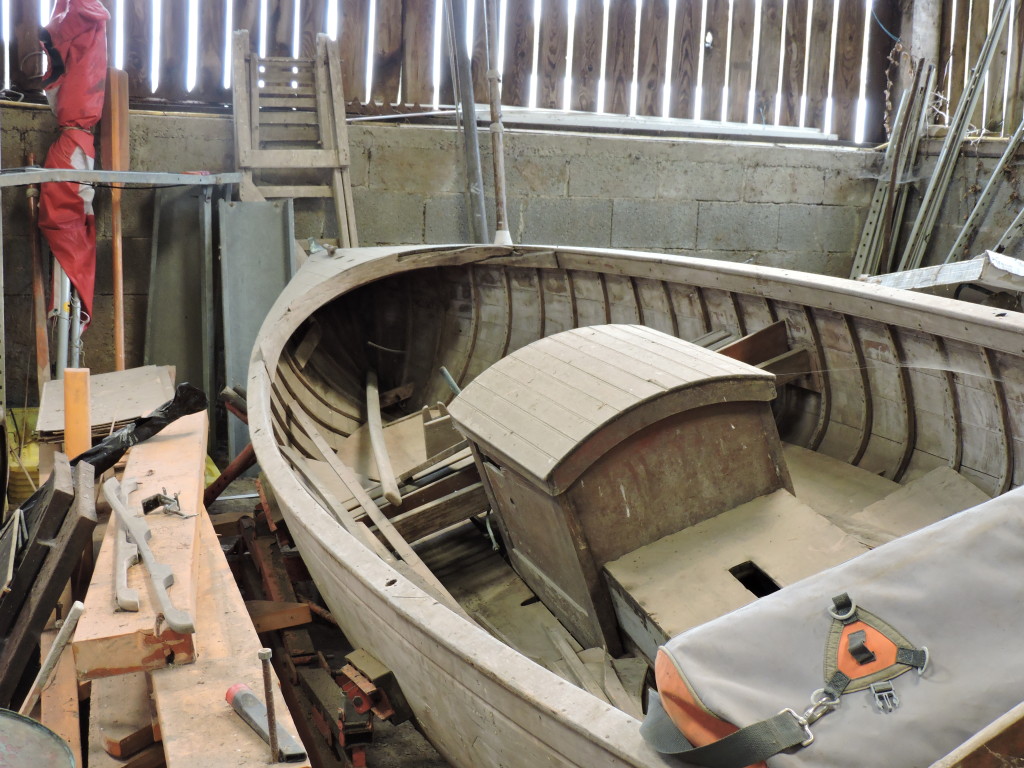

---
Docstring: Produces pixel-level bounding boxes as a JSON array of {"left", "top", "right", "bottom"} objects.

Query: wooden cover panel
[{"left": 449, "top": 325, "right": 775, "bottom": 487}]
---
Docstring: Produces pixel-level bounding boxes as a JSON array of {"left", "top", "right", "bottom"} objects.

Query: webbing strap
[
  {"left": 824, "top": 670, "right": 852, "bottom": 699},
  {"left": 659, "top": 711, "right": 812, "bottom": 768},
  {"left": 897, "top": 647, "right": 928, "bottom": 669}
]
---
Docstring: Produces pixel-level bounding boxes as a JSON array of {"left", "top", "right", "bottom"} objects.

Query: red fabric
[
  {"left": 38, "top": 0, "right": 109, "bottom": 324},
  {"left": 39, "top": 131, "right": 97, "bottom": 319},
  {"left": 43, "top": 0, "right": 110, "bottom": 128}
]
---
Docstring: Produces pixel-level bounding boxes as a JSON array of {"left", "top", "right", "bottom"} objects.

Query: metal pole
[
  {"left": 443, "top": 0, "right": 488, "bottom": 243},
  {"left": 482, "top": 0, "right": 512, "bottom": 244},
  {"left": 69, "top": 288, "right": 83, "bottom": 369},
  {"left": 54, "top": 265, "right": 71, "bottom": 378},
  {"left": 26, "top": 152, "right": 51, "bottom": 397}
]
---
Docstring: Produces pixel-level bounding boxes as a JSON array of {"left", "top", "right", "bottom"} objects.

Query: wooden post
[
  {"left": 62, "top": 368, "right": 91, "bottom": 460},
  {"left": 102, "top": 69, "right": 130, "bottom": 371}
]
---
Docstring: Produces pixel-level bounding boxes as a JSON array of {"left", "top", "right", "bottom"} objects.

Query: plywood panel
[
  {"left": 537, "top": 0, "right": 569, "bottom": 109},
  {"left": 726, "top": 0, "right": 756, "bottom": 123},
  {"left": 668, "top": 0, "right": 704, "bottom": 119},
  {"left": 571, "top": 0, "right": 604, "bottom": 111},
  {"left": 700, "top": 0, "right": 730, "bottom": 120},
  {"left": 635, "top": 0, "right": 669, "bottom": 116},
  {"left": 502, "top": 0, "right": 535, "bottom": 106},
  {"left": 603, "top": 0, "right": 637, "bottom": 114}
]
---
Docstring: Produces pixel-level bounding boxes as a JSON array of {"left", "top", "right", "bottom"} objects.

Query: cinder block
[
  {"left": 424, "top": 195, "right": 470, "bottom": 243},
  {"left": 776, "top": 204, "right": 858, "bottom": 253},
  {"left": 368, "top": 144, "right": 462, "bottom": 194},
  {"left": 352, "top": 189, "right": 424, "bottom": 245},
  {"left": 521, "top": 197, "right": 612, "bottom": 247},
  {"left": 612, "top": 199, "right": 697, "bottom": 249},
  {"left": 696, "top": 201, "right": 779, "bottom": 250},
  {"left": 505, "top": 152, "right": 569, "bottom": 197},
  {"left": 744, "top": 165, "right": 825, "bottom": 204},
  {"left": 658, "top": 161, "right": 745, "bottom": 202},
  {"left": 822, "top": 167, "right": 877, "bottom": 206},
  {"left": 568, "top": 153, "right": 659, "bottom": 198}
]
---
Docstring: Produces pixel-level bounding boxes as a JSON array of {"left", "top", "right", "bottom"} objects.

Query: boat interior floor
[{"left": 412, "top": 443, "right": 990, "bottom": 717}]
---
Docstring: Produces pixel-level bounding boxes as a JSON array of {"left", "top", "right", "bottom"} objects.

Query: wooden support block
[
  {"left": 74, "top": 412, "right": 208, "bottom": 679},
  {"left": 245, "top": 600, "right": 312, "bottom": 633},
  {"left": 91, "top": 671, "right": 155, "bottom": 758},
  {"left": 150, "top": 510, "right": 310, "bottom": 768},
  {"left": 0, "top": 463, "right": 97, "bottom": 707},
  {"left": 63, "top": 368, "right": 92, "bottom": 459},
  {"left": 717, "top": 321, "right": 789, "bottom": 366},
  {"left": 40, "top": 629, "right": 82, "bottom": 765}
]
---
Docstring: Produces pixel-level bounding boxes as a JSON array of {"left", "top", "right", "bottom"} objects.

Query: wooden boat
[{"left": 248, "top": 243, "right": 1024, "bottom": 767}]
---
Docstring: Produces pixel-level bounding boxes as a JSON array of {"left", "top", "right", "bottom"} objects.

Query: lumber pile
[{"left": 72, "top": 406, "right": 311, "bottom": 768}]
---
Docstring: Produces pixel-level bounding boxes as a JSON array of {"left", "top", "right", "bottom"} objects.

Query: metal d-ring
[{"left": 828, "top": 599, "right": 857, "bottom": 621}]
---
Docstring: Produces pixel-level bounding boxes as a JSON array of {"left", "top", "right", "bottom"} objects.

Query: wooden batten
[
  {"left": 74, "top": 411, "right": 208, "bottom": 679},
  {"left": 40, "top": 628, "right": 82, "bottom": 765}
]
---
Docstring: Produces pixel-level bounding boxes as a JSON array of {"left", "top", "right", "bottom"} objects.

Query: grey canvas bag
[{"left": 640, "top": 485, "right": 1024, "bottom": 767}]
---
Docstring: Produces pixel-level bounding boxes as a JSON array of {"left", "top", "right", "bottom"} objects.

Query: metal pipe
[
  {"left": 69, "top": 288, "right": 83, "bottom": 368},
  {"left": 443, "top": 0, "right": 488, "bottom": 243},
  {"left": 482, "top": 0, "right": 511, "bottom": 244},
  {"left": 54, "top": 265, "right": 70, "bottom": 378}
]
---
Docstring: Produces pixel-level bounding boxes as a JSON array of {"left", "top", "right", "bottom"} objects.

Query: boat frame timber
[{"left": 250, "top": 244, "right": 1024, "bottom": 768}]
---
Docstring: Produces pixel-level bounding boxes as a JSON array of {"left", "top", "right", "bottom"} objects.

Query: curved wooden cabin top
[{"left": 448, "top": 324, "right": 777, "bottom": 493}]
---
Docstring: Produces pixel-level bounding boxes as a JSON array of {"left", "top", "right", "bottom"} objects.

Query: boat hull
[{"left": 250, "top": 244, "right": 1024, "bottom": 767}]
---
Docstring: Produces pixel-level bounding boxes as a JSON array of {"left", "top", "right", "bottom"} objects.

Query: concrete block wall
[{"left": 3, "top": 102, "right": 1007, "bottom": 408}]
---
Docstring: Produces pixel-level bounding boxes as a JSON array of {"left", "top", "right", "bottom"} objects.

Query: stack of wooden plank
[
  {"left": 36, "top": 366, "right": 175, "bottom": 445},
  {"left": 72, "top": 409, "right": 311, "bottom": 768}
]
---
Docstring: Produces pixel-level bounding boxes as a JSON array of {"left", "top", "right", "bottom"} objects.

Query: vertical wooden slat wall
[
  {"left": 636, "top": 0, "right": 670, "bottom": 117},
  {"left": 537, "top": 0, "right": 569, "bottom": 109},
  {"left": 754, "top": 0, "right": 783, "bottom": 125},
  {"left": 668, "top": 0, "right": 703, "bottom": 120},
  {"left": 372, "top": 0, "right": 405, "bottom": 103},
  {"left": 700, "top": 0, "right": 729, "bottom": 120},
  {"left": 26, "top": 0, "right": 1024, "bottom": 142},
  {"left": 402, "top": 0, "right": 437, "bottom": 105},
  {"left": 831, "top": 0, "right": 866, "bottom": 139},
  {"left": 778, "top": 0, "right": 808, "bottom": 127},
  {"left": 501, "top": 0, "right": 534, "bottom": 106},
  {"left": 571, "top": 0, "right": 604, "bottom": 112},
  {"left": 726, "top": 0, "right": 755, "bottom": 123},
  {"left": 803, "top": 0, "right": 835, "bottom": 131},
  {"left": 603, "top": 0, "right": 637, "bottom": 115}
]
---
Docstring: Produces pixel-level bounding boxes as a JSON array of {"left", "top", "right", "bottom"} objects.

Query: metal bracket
[{"left": 142, "top": 489, "right": 193, "bottom": 518}]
